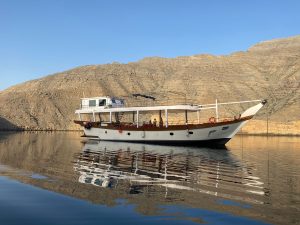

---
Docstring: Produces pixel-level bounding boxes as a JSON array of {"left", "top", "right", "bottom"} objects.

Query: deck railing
[{"left": 128, "top": 117, "right": 237, "bottom": 127}]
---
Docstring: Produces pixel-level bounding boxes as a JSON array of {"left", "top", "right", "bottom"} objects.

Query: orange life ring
[{"left": 209, "top": 117, "right": 216, "bottom": 123}]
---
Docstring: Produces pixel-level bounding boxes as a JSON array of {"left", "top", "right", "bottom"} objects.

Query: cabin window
[
  {"left": 89, "top": 100, "right": 96, "bottom": 107},
  {"left": 93, "top": 179, "right": 100, "bottom": 185},
  {"left": 170, "top": 132, "right": 174, "bottom": 136},
  {"left": 189, "top": 131, "right": 193, "bottom": 134},
  {"left": 99, "top": 99, "right": 106, "bottom": 106},
  {"left": 105, "top": 131, "right": 107, "bottom": 134},
  {"left": 222, "top": 126, "right": 229, "bottom": 130}
]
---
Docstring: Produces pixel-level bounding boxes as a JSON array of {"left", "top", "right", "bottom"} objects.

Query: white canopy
[{"left": 75, "top": 104, "right": 202, "bottom": 114}]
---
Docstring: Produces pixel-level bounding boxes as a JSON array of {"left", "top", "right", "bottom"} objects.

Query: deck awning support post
[
  {"left": 136, "top": 111, "right": 139, "bottom": 128},
  {"left": 165, "top": 109, "right": 168, "bottom": 128},
  {"left": 185, "top": 110, "right": 188, "bottom": 125},
  {"left": 197, "top": 110, "right": 200, "bottom": 124},
  {"left": 92, "top": 111, "right": 96, "bottom": 122},
  {"left": 215, "top": 99, "right": 219, "bottom": 122},
  {"left": 109, "top": 112, "right": 112, "bottom": 123}
]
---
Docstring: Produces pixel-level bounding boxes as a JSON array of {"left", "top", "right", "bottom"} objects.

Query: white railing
[
  {"left": 197, "top": 99, "right": 262, "bottom": 123},
  {"left": 198, "top": 99, "right": 262, "bottom": 108},
  {"left": 133, "top": 117, "right": 236, "bottom": 127}
]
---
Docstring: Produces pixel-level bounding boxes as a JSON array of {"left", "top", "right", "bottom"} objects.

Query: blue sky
[{"left": 0, "top": 0, "right": 300, "bottom": 90}]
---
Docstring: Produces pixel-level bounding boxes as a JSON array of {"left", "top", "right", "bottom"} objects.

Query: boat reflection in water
[
  {"left": 74, "top": 140, "right": 267, "bottom": 204},
  {"left": 1, "top": 132, "right": 299, "bottom": 225}
]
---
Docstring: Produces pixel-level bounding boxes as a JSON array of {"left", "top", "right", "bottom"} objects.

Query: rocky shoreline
[{"left": 241, "top": 120, "right": 300, "bottom": 136}]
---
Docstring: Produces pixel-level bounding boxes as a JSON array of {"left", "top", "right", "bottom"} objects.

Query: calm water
[{"left": 0, "top": 132, "right": 299, "bottom": 225}]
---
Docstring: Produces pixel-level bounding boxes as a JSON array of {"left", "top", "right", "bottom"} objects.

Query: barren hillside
[{"left": 0, "top": 35, "right": 299, "bottom": 134}]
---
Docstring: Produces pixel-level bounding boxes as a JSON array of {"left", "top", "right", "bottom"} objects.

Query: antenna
[{"left": 132, "top": 93, "right": 156, "bottom": 101}]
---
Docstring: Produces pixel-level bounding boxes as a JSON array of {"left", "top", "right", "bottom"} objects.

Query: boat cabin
[{"left": 80, "top": 97, "right": 125, "bottom": 109}]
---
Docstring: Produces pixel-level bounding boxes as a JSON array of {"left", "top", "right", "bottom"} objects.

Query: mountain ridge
[{"left": 0, "top": 35, "right": 299, "bottom": 135}]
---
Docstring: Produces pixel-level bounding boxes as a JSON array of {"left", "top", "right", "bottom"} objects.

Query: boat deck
[{"left": 74, "top": 116, "right": 252, "bottom": 131}]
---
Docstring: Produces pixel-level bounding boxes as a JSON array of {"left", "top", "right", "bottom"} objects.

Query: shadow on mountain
[{"left": 0, "top": 117, "right": 23, "bottom": 131}]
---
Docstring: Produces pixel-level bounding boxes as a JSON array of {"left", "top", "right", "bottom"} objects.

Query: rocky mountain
[{"left": 0, "top": 35, "right": 299, "bottom": 135}]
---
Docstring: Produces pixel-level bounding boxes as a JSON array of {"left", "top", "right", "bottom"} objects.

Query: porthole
[
  {"left": 105, "top": 130, "right": 107, "bottom": 134},
  {"left": 188, "top": 131, "right": 193, "bottom": 134},
  {"left": 170, "top": 132, "right": 174, "bottom": 136},
  {"left": 208, "top": 130, "right": 217, "bottom": 136},
  {"left": 222, "top": 126, "right": 229, "bottom": 130},
  {"left": 127, "top": 132, "right": 131, "bottom": 135}
]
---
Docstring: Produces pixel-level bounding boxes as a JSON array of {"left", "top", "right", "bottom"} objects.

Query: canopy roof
[
  {"left": 75, "top": 99, "right": 264, "bottom": 114},
  {"left": 76, "top": 104, "right": 202, "bottom": 114}
]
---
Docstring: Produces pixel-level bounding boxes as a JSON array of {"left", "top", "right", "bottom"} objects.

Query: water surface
[{"left": 0, "top": 132, "right": 299, "bottom": 225}]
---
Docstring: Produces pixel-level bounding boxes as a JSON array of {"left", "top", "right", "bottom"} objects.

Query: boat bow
[{"left": 241, "top": 99, "right": 267, "bottom": 118}]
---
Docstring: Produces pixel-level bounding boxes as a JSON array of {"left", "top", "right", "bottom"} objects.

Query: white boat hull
[{"left": 82, "top": 120, "right": 248, "bottom": 146}]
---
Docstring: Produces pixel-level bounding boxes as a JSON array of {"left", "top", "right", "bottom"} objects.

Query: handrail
[{"left": 198, "top": 99, "right": 262, "bottom": 108}]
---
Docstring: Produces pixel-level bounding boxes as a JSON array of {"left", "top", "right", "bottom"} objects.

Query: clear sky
[{"left": 0, "top": 0, "right": 300, "bottom": 90}]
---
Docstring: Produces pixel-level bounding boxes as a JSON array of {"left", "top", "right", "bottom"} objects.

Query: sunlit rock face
[{"left": 0, "top": 35, "right": 299, "bottom": 134}]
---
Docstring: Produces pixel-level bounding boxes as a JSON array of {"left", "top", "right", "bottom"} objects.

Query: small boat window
[
  {"left": 89, "top": 100, "right": 96, "bottom": 107},
  {"left": 105, "top": 131, "right": 107, "bottom": 134},
  {"left": 170, "top": 132, "right": 174, "bottom": 136},
  {"left": 99, "top": 99, "right": 106, "bottom": 106},
  {"left": 222, "top": 126, "right": 229, "bottom": 130},
  {"left": 127, "top": 132, "right": 131, "bottom": 135},
  {"left": 189, "top": 131, "right": 193, "bottom": 134}
]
